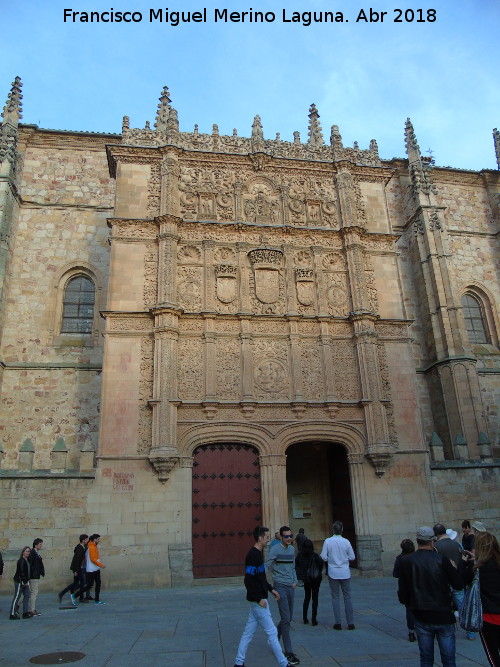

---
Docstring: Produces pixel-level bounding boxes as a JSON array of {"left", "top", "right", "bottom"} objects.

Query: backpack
[{"left": 306, "top": 556, "right": 322, "bottom": 583}]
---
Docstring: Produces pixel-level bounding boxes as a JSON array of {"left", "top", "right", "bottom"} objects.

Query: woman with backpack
[{"left": 295, "top": 538, "right": 324, "bottom": 625}]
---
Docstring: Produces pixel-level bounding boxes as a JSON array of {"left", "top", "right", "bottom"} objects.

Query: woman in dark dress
[
  {"left": 295, "top": 538, "right": 324, "bottom": 626},
  {"left": 393, "top": 538, "right": 416, "bottom": 642},
  {"left": 465, "top": 531, "right": 500, "bottom": 666},
  {"left": 9, "top": 546, "right": 31, "bottom": 620}
]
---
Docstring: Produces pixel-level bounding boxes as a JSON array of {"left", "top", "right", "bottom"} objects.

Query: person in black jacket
[
  {"left": 464, "top": 531, "right": 500, "bottom": 666},
  {"left": 398, "top": 526, "right": 468, "bottom": 667},
  {"left": 393, "top": 538, "right": 416, "bottom": 642},
  {"left": 9, "top": 546, "right": 31, "bottom": 620},
  {"left": 234, "top": 526, "right": 294, "bottom": 667},
  {"left": 295, "top": 539, "right": 324, "bottom": 625},
  {"left": 28, "top": 538, "right": 45, "bottom": 616},
  {"left": 58, "top": 534, "right": 89, "bottom": 605}
]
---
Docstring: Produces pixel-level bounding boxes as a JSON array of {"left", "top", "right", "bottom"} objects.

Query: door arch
[
  {"left": 192, "top": 443, "right": 262, "bottom": 578},
  {"left": 285, "top": 441, "right": 357, "bottom": 563}
]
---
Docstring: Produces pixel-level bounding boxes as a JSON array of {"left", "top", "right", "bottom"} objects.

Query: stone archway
[{"left": 285, "top": 441, "right": 357, "bottom": 563}]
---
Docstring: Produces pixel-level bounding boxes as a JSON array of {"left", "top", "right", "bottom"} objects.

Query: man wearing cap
[
  {"left": 398, "top": 526, "right": 468, "bottom": 667},
  {"left": 433, "top": 524, "right": 474, "bottom": 640},
  {"left": 471, "top": 520, "right": 486, "bottom": 535}
]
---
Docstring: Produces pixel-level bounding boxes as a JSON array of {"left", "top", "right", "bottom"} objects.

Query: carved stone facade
[{"left": 0, "top": 81, "right": 499, "bottom": 587}]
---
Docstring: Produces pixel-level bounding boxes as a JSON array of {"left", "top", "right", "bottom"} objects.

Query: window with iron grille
[
  {"left": 61, "top": 276, "right": 95, "bottom": 334},
  {"left": 461, "top": 293, "right": 490, "bottom": 344}
]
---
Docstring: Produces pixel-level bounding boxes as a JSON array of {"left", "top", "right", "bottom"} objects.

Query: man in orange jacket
[{"left": 85, "top": 534, "right": 106, "bottom": 605}]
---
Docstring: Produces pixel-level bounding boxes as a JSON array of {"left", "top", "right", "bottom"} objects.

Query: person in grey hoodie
[{"left": 267, "top": 526, "right": 300, "bottom": 666}]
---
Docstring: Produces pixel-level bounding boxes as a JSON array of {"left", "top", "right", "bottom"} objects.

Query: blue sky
[{"left": 1, "top": 0, "right": 499, "bottom": 170}]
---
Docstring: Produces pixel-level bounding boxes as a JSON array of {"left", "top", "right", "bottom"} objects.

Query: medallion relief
[{"left": 252, "top": 339, "right": 290, "bottom": 399}]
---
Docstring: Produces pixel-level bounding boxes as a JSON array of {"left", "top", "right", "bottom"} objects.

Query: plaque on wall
[{"left": 292, "top": 493, "right": 311, "bottom": 519}]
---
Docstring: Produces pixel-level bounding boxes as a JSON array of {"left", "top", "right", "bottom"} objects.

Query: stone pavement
[{"left": 0, "top": 577, "right": 488, "bottom": 666}]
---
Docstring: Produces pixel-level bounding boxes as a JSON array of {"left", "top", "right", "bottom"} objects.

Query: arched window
[
  {"left": 61, "top": 276, "right": 96, "bottom": 334},
  {"left": 461, "top": 293, "right": 490, "bottom": 344}
]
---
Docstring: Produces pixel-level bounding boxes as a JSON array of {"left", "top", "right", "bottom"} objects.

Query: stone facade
[{"left": 1, "top": 79, "right": 499, "bottom": 587}]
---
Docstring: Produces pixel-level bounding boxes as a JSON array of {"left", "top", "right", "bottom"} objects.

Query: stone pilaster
[
  {"left": 203, "top": 317, "right": 216, "bottom": 401},
  {"left": 160, "top": 149, "right": 180, "bottom": 216},
  {"left": 239, "top": 318, "right": 254, "bottom": 401},
  {"left": 288, "top": 318, "right": 304, "bottom": 402},
  {"left": 149, "top": 308, "right": 181, "bottom": 481},
  {"left": 203, "top": 240, "right": 215, "bottom": 311},
  {"left": 157, "top": 216, "right": 180, "bottom": 308},
  {"left": 259, "top": 454, "right": 288, "bottom": 532}
]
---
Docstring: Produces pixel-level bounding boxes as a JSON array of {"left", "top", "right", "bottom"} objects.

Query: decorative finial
[
  {"left": 494, "top": 128, "right": 500, "bottom": 170},
  {"left": 166, "top": 107, "right": 179, "bottom": 134},
  {"left": 405, "top": 118, "right": 437, "bottom": 197},
  {"left": 154, "top": 85, "right": 172, "bottom": 132},
  {"left": 404, "top": 117, "right": 421, "bottom": 161},
  {"left": 251, "top": 115, "right": 264, "bottom": 141},
  {"left": 369, "top": 139, "right": 379, "bottom": 156},
  {"left": 212, "top": 123, "right": 219, "bottom": 136},
  {"left": 307, "top": 104, "right": 324, "bottom": 146},
  {"left": 353, "top": 141, "right": 359, "bottom": 150},
  {"left": 293, "top": 131, "right": 301, "bottom": 144},
  {"left": 2, "top": 76, "right": 23, "bottom": 126},
  {"left": 121, "top": 115, "right": 130, "bottom": 133},
  {"left": 233, "top": 128, "right": 237, "bottom": 136},
  {"left": 330, "top": 124, "right": 343, "bottom": 148}
]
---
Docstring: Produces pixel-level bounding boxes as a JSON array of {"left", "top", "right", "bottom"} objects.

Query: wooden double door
[{"left": 192, "top": 443, "right": 262, "bottom": 578}]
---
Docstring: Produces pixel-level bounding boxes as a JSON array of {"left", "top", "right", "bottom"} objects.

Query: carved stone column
[
  {"left": 234, "top": 181, "right": 243, "bottom": 220},
  {"left": 203, "top": 316, "right": 216, "bottom": 401},
  {"left": 260, "top": 454, "right": 288, "bottom": 532},
  {"left": 346, "top": 453, "right": 370, "bottom": 535},
  {"left": 311, "top": 246, "right": 327, "bottom": 316},
  {"left": 203, "top": 240, "right": 215, "bottom": 311},
  {"left": 352, "top": 314, "right": 392, "bottom": 476},
  {"left": 157, "top": 216, "right": 180, "bottom": 308},
  {"left": 239, "top": 318, "right": 254, "bottom": 402},
  {"left": 149, "top": 308, "right": 181, "bottom": 482},
  {"left": 288, "top": 318, "right": 304, "bottom": 402},
  {"left": 319, "top": 321, "right": 336, "bottom": 401},
  {"left": 236, "top": 242, "right": 251, "bottom": 313},
  {"left": 160, "top": 149, "right": 180, "bottom": 216},
  {"left": 284, "top": 244, "right": 298, "bottom": 314}
]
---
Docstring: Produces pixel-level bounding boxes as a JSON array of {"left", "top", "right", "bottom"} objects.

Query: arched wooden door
[{"left": 192, "top": 443, "right": 262, "bottom": 578}]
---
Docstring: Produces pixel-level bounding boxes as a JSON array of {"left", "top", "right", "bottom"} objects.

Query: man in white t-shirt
[{"left": 320, "top": 521, "right": 356, "bottom": 630}]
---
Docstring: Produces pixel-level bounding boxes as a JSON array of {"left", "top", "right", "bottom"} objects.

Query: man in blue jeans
[
  {"left": 398, "top": 526, "right": 469, "bottom": 667},
  {"left": 234, "top": 526, "right": 294, "bottom": 667},
  {"left": 268, "top": 526, "right": 300, "bottom": 666}
]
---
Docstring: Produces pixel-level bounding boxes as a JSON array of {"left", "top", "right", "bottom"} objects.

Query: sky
[{"left": 1, "top": 0, "right": 499, "bottom": 170}]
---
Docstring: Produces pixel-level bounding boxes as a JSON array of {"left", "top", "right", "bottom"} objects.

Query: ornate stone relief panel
[
  {"left": 300, "top": 341, "right": 324, "bottom": 400},
  {"left": 252, "top": 339, "right": 291, "bottom": 400},
  {"left": 243, "top": 177, "right": 280, "bottom": 224},
  {"left": 177, "top": 336, "right": 204, "bottom": 400},
  {"left": 215, "top": 337, "right": 241, "bottom": 400},
  {"left": 331, "top": 341, "right": 361, "bottom": 400},
  {"left": 144, "top": 243, "right": 158, "bottom": 308},
  {"left": 138, "top": 336, "right": 154, "bottom": 455},
  {"left": 177, "top": 244, "right": 204, "bottom": 311}
]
